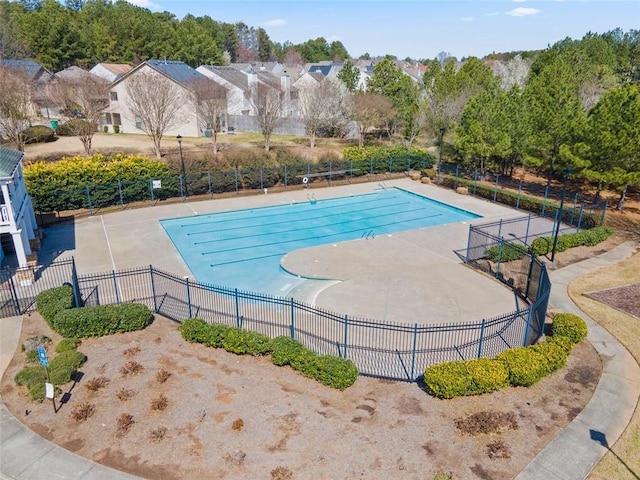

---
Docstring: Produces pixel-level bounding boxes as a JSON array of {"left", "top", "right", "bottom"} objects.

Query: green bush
[
  {"left": 113, "top": 125, "right": 120, "bottom": 133},
  {"left": 52, "top": 303, "right": 153, "bottom": 337},
  {"left": 289, "top": 348, "right": 318, "bottom": 374},
  {"left": 222, "top": 327, "right": 271, "bottom": 356},
  {"left": 310, "top": 355, "right": 359, "bottom": 390},
  {"left": 496, "top": 347, "right": 548, "bottom": 387},
  {"left": 551, "top": 313, "right": 588, "bottom": 343},
  {"left": 48, "top": 350, "right": 86, "bottom": 384},
  {"left": 25, "top": 350, "right": 39, "bottom": 363},
  {"left": 465, "top": 358, "right": 510, "bottom": 395},
  {"left": 531, "top": 237, "right": 553, "bottom": 256},
  {"left": 484, "top": 242, "right": 529, "bottom": 262},
  {"left": 55, "top": 337, "right": 81, "bottom": 353},
  {"left": 423, "top": 361, "right": 472, "bottom": 399},
  {"left": 15, "top": 366, "right": 46, "bottom": 388},
  {"left": 36, "top": 286, "right": 75, "bottom": 327},
  {"left": 55, "top": 119, "right": 96, "bottom": 136},
  {"left": 530, "top": 226, "right": 613, "bottom": 256},
  {"left": 547, "top": 334, "right": 575, "bottom": 354},
  {"left": 180, "top": 318, "right": 210, "bottom": 343},
  {"left": 24, "top": 125, "right": 55, "bottom": 144},
  {"left": 270, "top": 336, "right": 307, "bottom": 366},
  {"left": 530, "top": 341, "right": 569, "bottom": 373}
]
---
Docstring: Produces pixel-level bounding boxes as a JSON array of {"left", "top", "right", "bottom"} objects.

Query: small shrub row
[
  {"left": 423, "top": 312, "right": 587, "bottom": 398},
  {"left": 531, "top": 226, "right": 613, "bottom": 256},
  {"left": 14, "top": 349, "right": 86, "bottom": 401},
  {"left": 484, "top": 242, "right": 529, "bottom": 262},
  {"left": 36, "top": 287, "right": 154, "bottom": 338},
  {"left": 24, "top": 125, "right": 55, "bottom": 144},
  {"left": 180, "top": 318, "right": 359, "bottom": 390}
]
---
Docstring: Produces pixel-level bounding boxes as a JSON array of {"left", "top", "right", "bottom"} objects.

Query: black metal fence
[{"left": 0, "top": 254, "right": 549, "bottom": 382}]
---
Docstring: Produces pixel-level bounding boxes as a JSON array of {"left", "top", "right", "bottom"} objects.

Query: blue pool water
[{"left": 160, "top": 188, "right": 480, "bottom": 295}]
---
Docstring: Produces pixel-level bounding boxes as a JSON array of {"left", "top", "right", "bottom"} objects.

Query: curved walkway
[{"left": 1, "top": 244, "right": 638, "bottom": 480}]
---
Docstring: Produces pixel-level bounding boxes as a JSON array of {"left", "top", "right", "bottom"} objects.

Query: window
[
  {"left": 104, "top": 113, "right": 112, "bottom": 125},
  {"left": 110, "top": 91, "right": 118, "bottom": 101},
  {"left": 135, "top": 117, "right": 142, "bottom": 129},
  {"left": 113, "top": 113, "right": 122, "bottom": 125}
]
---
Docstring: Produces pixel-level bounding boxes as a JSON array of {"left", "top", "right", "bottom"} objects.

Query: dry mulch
[{"left": 585, "top": 283, "right": 640, "bottom": 320}]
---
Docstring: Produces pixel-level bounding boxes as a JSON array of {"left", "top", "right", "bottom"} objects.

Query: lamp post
[
  {"left": 438, "top": 127, "right": 445, "bottom": 181},
  {"left": 550, "top": 167, "right": 573, "bottom": 262},
  {"left": 176, "top": 134, "right": 188, "bottom": 197}
]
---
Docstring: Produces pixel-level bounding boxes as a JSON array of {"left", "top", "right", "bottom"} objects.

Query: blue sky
[{"left": 127, "top": 0, "right": 638, "bottom": 60}]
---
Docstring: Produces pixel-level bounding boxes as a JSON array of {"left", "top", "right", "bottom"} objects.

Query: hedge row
[
  {"left": 423, "top": 312, "right": 588, "bottom": 398},
  {"left": 343, "top": 145, "right": 436, "bottom": 172},
  {"left": 441, "top": 176, "right": 602, "bottom": 229},
  {"left": 484, "top": 226, "right": 614, "bottom": 262},
  {"left": 35, "top": 287, "right": 153, "bottom": 338},
  {"left": 180, "top": 318, "right": 358, "bottom": 390}
]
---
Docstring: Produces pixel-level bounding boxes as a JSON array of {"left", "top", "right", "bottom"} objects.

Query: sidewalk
[
  {"left": 516, "top": 241, "right": 640, "bottom": 480},
  {"left": 1, "top": 242, "right": 638, "bottom": 479}
]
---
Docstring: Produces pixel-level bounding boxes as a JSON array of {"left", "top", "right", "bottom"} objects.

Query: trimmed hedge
[
  {"left": 24, "top": 125, "right": 55, "bottom": 144},
  {"left": 423, "top": 358, "right": 509, "bottom": 399},
  {"left": 36, "top": 286, "right": 75, "bottom": 327},
  {"left": 179, "top": 320, "right": 359, "bottom": 390},
  {"left": 14, "top": 349, "right": 86, "bottom": 401},
  {"left": 531, "top": 226, "right": 613, "bottom": 256},
  {"left": 495, "top": 347, "right": 549, "bottom": 387},
  {"left": 55, "top": 337, "right": 81, "bottom": 353},
  {"left": 51, "top": 303, "right": 153, "bottom": 337},
  {"left": 551, "top": 313, "right": 588, "bottom": 343},
  {"left": 484, "top": 242, "right": 529, "bottom": 262}
]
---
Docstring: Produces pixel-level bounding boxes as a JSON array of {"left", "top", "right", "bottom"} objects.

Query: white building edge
[{"left": 0, "top": 147, "right": 38, "bottom": 269}]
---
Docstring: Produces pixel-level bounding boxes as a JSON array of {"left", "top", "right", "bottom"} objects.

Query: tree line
[{"left": 0, "top": 0, "right": 350, "bottom": 70}]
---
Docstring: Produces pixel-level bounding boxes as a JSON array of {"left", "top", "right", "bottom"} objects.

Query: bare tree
[
  {"left": 0, "top": 67, "right": 33, "bottom": 150},
  {"left": 350, "top": 92, "right": 394, "bottom": 147},
  {"left": 247, "top": 83, "right": 282, "bottom": 152},
  {"left": 190, "top": 77, "right": 227, "bottom": 155},
  {"left": 48, "top": 74, "right": 110, "bottom": 155},
  {"left": 299, "top": 78, "right": 350, "bottom": 148},
  {"left": 126, "top": 71, "right": 187, "bottom": 158}
]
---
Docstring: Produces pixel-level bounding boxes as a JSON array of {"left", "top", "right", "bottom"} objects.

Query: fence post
[
  {"left": 577, "top": 205, "right": 584, "bottom": 231},
  {"left": 523, "top": 305, "right": 534, "bottom": 347},
  {"left": 260, "top": 168, "right": 264, "bottom": 191},
  {"left": 118, "top": 179, "right": 124, "bottom": 208},
  {"left": 284, "top": 165, "right": 288, "bottom": 190},
  {"left": 493, "top": 175, "right": 499, "bottom": 202},
  {"left": 350, "top": 159, "right": 353, "bottom": 182},
  {"left": 85, "top": 185, "right": 93, "bottom": 215},
  {"left": 290, "top": 297, "right": 295, "bottom": 339},
  {"left": 497, "top": 218, "right": 503, "bottom": 238},
  {"left": 234, "top": 169, "right": 239, "bottom": 196},
  {"left": 179, "top": 175, "right": 184, "bottom": 198},
  {"left": 150, "top": 265, "right": 158, "bottom": 313},
  {"left": 477, "top": 319, "right": 486, "bottom": 358},
  {"left": 600, "top": 201, "right": 607, "bottom": 226},
  {"left": 185, "top": 277, "right": 192, "bottom": 318},
  {"left": 71, "top": 257, "right": 81, "bottom": 308},
  {"left": 388, "top": 156, "right": 392, "bottom": 176},
  {"left": 516, "top": 180, "right": 523, "bottom": 209},
  {"left": 465, "top": 225, "right": 474, "bottom": 263},
  {"left": 525, "top": 214, "right": 532, "bottom": 245},
  {"left": 343, "top": 315, "right": 348, "bottom": 359},
  {"left": 149, "top": 179, "right": 154, "bottom": 204},
  {"left": 525, "top": 253, "right": 535, "bottom": 299},
  {"left": 370, "top": 158, "right": 373, "bottom": 177},
  {"left": 410, "top": 323, "right": 418, "bottom": 382},
  {"left": 455, "top": 165, "right": 459, "bottom": 190},
  {"left": 570, "top": 193, "right": 579, "bottom": 226},
  {"left": 495, "top": 237, "right": 504, "bottom": 278},
  {"left": 542, "top": 185, "right": 549, "bottom": 216},
  {"left": 112, "top": 270, "right": 120, "bottom": 304},
  {"left": 208, "top": 172, "right": 212, "bottom": 198},
  {"left": 235, "top": 288, "right": 240, "bottom": 327},
  {"left": 473, "top": 168, "right": 478, "bottom": 195}
]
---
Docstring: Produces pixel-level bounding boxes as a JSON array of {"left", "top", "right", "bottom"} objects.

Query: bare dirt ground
[{"left": 2, "top": 312, "right": 601, "bottom": 480}]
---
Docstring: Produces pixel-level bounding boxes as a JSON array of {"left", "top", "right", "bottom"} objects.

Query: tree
[
  {"left": 247, "top": 83, "right": 282, "bottom": 152},
  {"left": 337, "top": 59, "right": 360, "bottom": 92},
  {"left": 582, "top": 83, "right": 640, "bottom": 210},
  {"left": 126, "top": 71, "right": 187, "bottom": 158},
  {"left": 48, "top": 73, "right": 110, "bottom": 155},
  {"left": 299, "top": 78, "right": 350, "bottom": 148},
  {"left": 0, "top": 66, "right": 33, "bottom": 150},
  {"left": 524, "top": 55, "right": 586, "bottom": 184},
  {"left": 350, "top": 92, "right": 394, "bottom": 147},
  {"left": 190, "top": 77, "right": 227, "bottom": 155}
]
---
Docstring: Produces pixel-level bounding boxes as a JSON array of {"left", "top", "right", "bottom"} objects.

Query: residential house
[
  {"left": 0, "top": 147, "right": 38, "bottom": 269},
  {"left": 0, "top": 59, "right": 55, "bottom": 118},
  {"left": 103, "top": 60, "right": 207, "bottom": 137},
  {"left": 89, "top": 63, "right": 133, "bottom": 83}
]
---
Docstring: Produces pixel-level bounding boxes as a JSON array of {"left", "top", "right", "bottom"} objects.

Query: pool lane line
[
  {"left": 179, "top": 194, "right": 399, "bottom": 229},
  {"left": 186, "top": 199, "right": 411, "bottom": 237},
  {"left": 193, "top": 204, "right": 422, "bottom": 246},
  {"left": 101, "top": 215, "right": 117, "bottom": 271},
  {"left": 202, "top": 213, "right": 444, "bottom": 259}
]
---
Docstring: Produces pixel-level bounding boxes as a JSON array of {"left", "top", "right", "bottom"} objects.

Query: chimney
[{"left": 281, "top": 73, "right": 291, "bottom": 117}]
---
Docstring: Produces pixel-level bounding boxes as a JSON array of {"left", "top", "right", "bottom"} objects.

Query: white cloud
[
  {"left": 126, "top": 0, "right": 160, "bottom": 9},
  {"left": 485, "top": 11, "right": 500, "bottom": 16},
  {"left": 461, "top": 17, "right": 474, "bottom": 22},
  {"left": 263, "top": 18, "right": 287, "bottom": 27},
  {"left": 506, "top": 7, "right": 541, "bottom": 17}
]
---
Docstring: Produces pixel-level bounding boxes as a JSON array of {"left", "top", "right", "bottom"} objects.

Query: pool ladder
[
  {"left": 307, "top": 193, "right": 317, "bottom": 205},
  {"left": 361, "top": 230, "right": 375, "bottom": 239}
]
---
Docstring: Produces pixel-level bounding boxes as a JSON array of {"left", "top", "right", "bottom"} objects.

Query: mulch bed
[{"left": 585, "top": 282, "right": 640, "bottom": 320}]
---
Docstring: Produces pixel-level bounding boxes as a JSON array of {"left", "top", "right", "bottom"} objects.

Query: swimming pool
[{"left": 160, "top": 187, "right": 480, "bottom": 295}]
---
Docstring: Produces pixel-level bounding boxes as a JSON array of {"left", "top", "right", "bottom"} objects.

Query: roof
[
  {"left": 307, "top": 65, "right": 333, "bottom": 76},
  {"left": 199, "top": 65, "right": 250, "bottom": 90},
  {"left": 96, "top": 63, "right": 133, "bottom": 75},
  {"left": 146, "top": 60, "right": 207, "bottom": 87},
  {"left": 55, "top": 66, "right": 107, "bottom": 83},
  {"left": 0, "top": 59, "right": 51, "bottom": 82},
  {"left": 0, "top": 147, "right": 24, "bottom": 178}
]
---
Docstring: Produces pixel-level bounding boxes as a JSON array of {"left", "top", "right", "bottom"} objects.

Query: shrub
[
  {"left": 25, "top": 350, "right": 39, "bottom": 363},
  {"left": 116, "top": 413, "right": 134, "bottom": 436},
  {"left": 270, "top": 336, "right": 307, "bottom": 366},
  {"left": 150, "top": 394, "right": 169, "bottom": 411},
  {"left": 24, "top": 125, "right": 55, "bottom": 144},
  {"left": 155, "top": 369, "right": 171, "bottom": 383},
  {"left": 52, "top": 303, "right": 153, "bottom": 337},
  {"left": 85, "top": 376, "right": 110, "bottom": 392},
  {"left": 55, "top": 119, "right": 96, "bottom": 136},
  {"left": 103, "top": 125, "right": 108, "bottom": 133},
  {"left": 117, "top": 388, "right": 135, "bottom": 401},
  {"left": 55, "top": 337, "right": 81, "bottom": 353},
  {"left": 232, "top": 418, "right": 244, "bottom": 431},
  {"left": 36, "top": 286, "right": 74, "bottom": 327},
  {"left": 113, "top": 125, "right": 120, "bottom": 134},
  {"left": 48, "top": 350, "right": 86, "bottom": 384},
  {"left": 289, "top": 348, "right": 318, "bottom": 374},
  {"left": 150, "top": 426, "right": 168, "bottom": 442},
  {"left": 309, "top": 355, "right": 359, "bottom": 390},
  {"left": 484, "top": 242, "right": 529, "bottom": 262},
  {"left": 180, "top": 318, "right": 210, "bottom": 343},
  {"left": 496, "top": 347, "right": 548, "bottom": 387},
  {"left": 530, "top": 341, "right": 569, "bottom": 373},
  {"left": 70, "top": 402, "right": 95, "bottom": 422},
  {"left": 222, "top": 327, "right": 271, "bottom": 356},
  {"left": 551, "top": 313, "right": 588, "bottom": 343},
  {"left": 120, "top": 360, "right": 144, "bottom": 376},
  {"left": 465, "top": 358, "right": 510, "bottom": 395},
  {"left": 547, "top": 334, "right": 575, "bottom": 354},
  {"left": 123, "top": 346, "right": 141, "bottom": 357},
  {"left": 423, "top": 361, "right": 472, "bottom": 399},
  {"left": 203, "top": 323, "right": 231, "bottom": 348},
  {"left": 14, "top": 366, "right": 46, "bottom": 389},
  {"left": 531, "top": 237, "right": 553, "bottom": 256},
  {"left": 530, "top": 226, "right": 613, "bottom": 257}
]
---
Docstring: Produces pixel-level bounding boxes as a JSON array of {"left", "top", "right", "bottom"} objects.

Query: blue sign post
[
  {"left": 37, "top": 346, "right": 48, "bottom": 367},
  {"left": 36, "top": 347, "right": 56, "bottom": 412}
]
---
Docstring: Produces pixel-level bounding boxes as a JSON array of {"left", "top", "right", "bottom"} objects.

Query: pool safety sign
[
  {"left": 37, "top": 346, "right": 48, "bottom": 367},
  {"left": 152, "top": 180, "right": 162, "bottom": 189}
]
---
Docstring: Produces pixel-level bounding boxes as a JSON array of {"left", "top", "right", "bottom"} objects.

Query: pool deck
[{"left": 38, "top": 178, "right": 525, "bottom": 325}]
